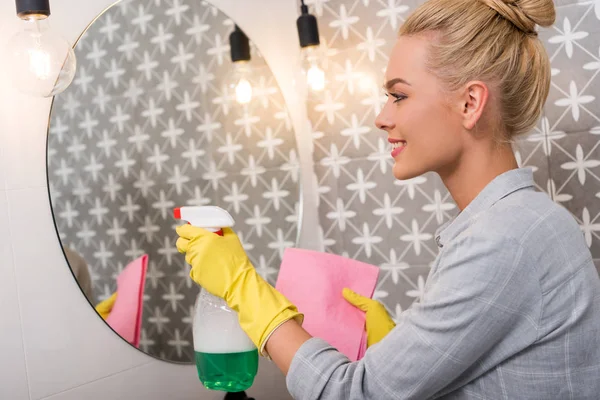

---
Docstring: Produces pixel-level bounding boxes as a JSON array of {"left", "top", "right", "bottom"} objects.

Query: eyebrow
[{"left": 384, "top": 78, "right": 412, "bottom": 90}]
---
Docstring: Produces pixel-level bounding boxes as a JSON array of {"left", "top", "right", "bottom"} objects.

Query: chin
[{"left": 392, "top": 163, "right": 426, "bottom": 181}]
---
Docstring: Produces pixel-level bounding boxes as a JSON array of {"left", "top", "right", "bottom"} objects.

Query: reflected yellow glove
[
  {"left": 95, "top": 292, "right": 117, "bottom": 320},
  {"left": 176, "top": 225, "right": 303, "bottom": 355},
  {"left": 343, "top": 288, "right": 396, "bottom": 348}
]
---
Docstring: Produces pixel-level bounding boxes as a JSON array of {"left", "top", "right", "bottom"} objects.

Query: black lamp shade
[
  {"left": 297, "top": 4, "right": 320, "bottom": 48},
  {"left": 229, "top": 26, "right": 251, "bottom": 63},
  {"left": 15, "top": 0, "right": 50, "bottom": 18}
]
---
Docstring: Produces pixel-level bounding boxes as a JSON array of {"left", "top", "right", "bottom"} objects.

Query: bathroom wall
[
  {"left": 1, "top": 0, "right": 599, "bottom": 399},
  {"left": 0, "top": 0, "right": 312, "bottom": 398}
]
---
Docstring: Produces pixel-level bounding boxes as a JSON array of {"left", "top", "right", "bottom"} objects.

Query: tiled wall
[
  {"left": 1, "top": 0, "right": 598, "bottom": 399},
  {"left": 307, "top": 0, "right": 600, "bottom": 318}
]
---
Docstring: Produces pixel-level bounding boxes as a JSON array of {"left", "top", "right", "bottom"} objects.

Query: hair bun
[{"left": 479, "top": 0, "right": 556, "bottom": 34}]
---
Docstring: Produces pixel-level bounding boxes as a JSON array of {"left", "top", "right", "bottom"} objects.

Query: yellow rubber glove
[
  {"left": 343, "top": 288, "right": 396, "bottom": 348},
  {"left": 176, "top": 225, "right": 303, "bottom": 355},
  {"left": 95, "top": 292, "right": 117, "bottom": 320}
]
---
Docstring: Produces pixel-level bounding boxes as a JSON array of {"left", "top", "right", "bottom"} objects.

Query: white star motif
[
  {"left": 357, "top": 27, "right": 385, "bottom": 62},
  {"left": 400, "top": 219, "right": 433, "bottom": 256},
  {"left": 526, "top": 117, "right": 565, "bottom": 156},
  {"left": 548, "top": 18, "right": 588, "bottom": 59},
  {"left": 380, "top": 249, "right": 410, "bottom": 285},
  {"left": 341, "top": 114, "right": 371, "bottom": 149},
  {"left": 346, "top": 168, "right": 377, "bottom": 203},
  {"left": 422, "top": 190, "right": 456, "bottom": 225},
  {"left": 554, "top": 81, "right": 595, "bottom": 122},
  {"left": 580, "top": 208, "right": 600, "bottom": 248},
  {"left": 560, "top": 144, "right": 600, "bottom": 185},
  {"left": 373, "top": 193, "right": 404, "bottom": 229},
  {"left": 320, "top": 144, "right": 351, "bottom": 179},
  {"left": 329, "top": 5, "right": 359, "bottom": 40},
  {"left": 326, "top": 198, "right": 356, "bottom": 232},
  {"left": 246, "top": 205, "right": 272, "bottom": 237},
  {"left": 351, "top": 223, "right": 383, "bottom": 258},
  {"left": 394, "top": 175, "right": 427, "bottom": 200},
  {"left": 376, "top": 0, "right": 409, "bottom": 31}
]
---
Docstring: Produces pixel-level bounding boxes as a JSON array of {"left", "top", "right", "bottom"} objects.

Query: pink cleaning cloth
[
  {"left": 106, "top": 254, "right": 148, "bottom": 348},
  {"left": 275, "top": 248, "right": 380, "bottom": 361}
]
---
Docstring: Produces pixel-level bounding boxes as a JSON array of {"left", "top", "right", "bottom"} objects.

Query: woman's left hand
[
  {"left": 95, "top": 292, "right": 117, "bottom": 320},
  {"left": 343, "top": 288, "right": 396, "bottom": 347}
]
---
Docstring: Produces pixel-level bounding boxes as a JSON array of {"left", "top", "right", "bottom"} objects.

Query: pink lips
[
  {"left": 389, "top": 138, "right": 406, "bottom": 158},
  {"left": 391, "top": 146, "right": 405, "bottom": 158}
]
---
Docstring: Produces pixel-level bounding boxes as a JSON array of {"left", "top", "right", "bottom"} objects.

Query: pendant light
[
  {"left": 228, "top": 25, "right": 253, "bottom": 105},
  {"left": 7, "top": 0, "right": 77, "bottom": 97},
  {"left": 297, "top": 0, "right": 325, "bottom": 92}
]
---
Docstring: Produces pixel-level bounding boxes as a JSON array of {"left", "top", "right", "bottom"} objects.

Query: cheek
[
  {"left": 402, "top": 101, "right": 455, "bottom": 142},
  {"left": 406, "top": 102, "right": 463, "bottom": 164}
]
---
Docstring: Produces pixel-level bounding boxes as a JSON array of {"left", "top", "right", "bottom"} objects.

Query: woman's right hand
[{"left": 343, "top": 288, "right": 397, "bottom": 348}]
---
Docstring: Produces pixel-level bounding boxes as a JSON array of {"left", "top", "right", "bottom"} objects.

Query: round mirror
[{"left": 47, "top": 0, "right": 301, "bottom": 363}]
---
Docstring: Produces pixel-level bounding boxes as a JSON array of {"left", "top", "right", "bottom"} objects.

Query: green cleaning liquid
[{"left": 195, "top": 349, "right": 259, "bottom": 392}]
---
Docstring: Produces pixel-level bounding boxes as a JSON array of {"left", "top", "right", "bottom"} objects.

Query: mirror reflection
[{"left": 47, "top": 0, "right": 301, "bottom": 363}]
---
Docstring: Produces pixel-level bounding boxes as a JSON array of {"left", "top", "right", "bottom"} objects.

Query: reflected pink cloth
[
  {"left": 106, "top": 254, "right": 148, "bottom": 347},
  {"left": 275, "top": 248, "right": 379, "bottom": 361}
]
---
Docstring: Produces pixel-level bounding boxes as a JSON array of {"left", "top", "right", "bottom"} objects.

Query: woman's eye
[{"left": 385, "top": 92, "right": 406, "bottom": 104}]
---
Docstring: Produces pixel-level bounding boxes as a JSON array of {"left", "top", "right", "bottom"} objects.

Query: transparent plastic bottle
[
  {"left": 193, "top": 290, "right": 258, "bottom": 391},
  {"left": 174, "top": 206, "right": 258, "bottom": 392}
]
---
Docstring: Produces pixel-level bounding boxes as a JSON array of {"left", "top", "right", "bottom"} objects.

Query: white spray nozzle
[{"left": 173, "top": 206, "right": 235, "bottom": 232}]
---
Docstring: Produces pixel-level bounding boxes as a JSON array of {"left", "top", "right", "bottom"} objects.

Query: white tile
[
  {"left": 1, "top": 95, "right": 52, "bottom": 191},
  {"left": 7, "top": 188, "right": 152, "bottom": 400},
  {"left": 41, "top": 361, "right": 219, "bottom": 400},
  {"left": 0, "top": 193, "right": 30, "bottom": 400},
  {"left": 41, "top": 357, "right": 293, "bottom": 400},
  {"left": 0, "top": 131, "right": 5, "bottom": 191}
]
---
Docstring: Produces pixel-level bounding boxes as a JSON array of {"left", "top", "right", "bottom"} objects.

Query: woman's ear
[{"left": 459, "top": 81, "right": 489, "bottom": 131}]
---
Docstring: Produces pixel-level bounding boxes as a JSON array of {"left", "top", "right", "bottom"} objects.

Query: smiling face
[{"left": 376, "top": 34, "right": 467, "bottom": 181}]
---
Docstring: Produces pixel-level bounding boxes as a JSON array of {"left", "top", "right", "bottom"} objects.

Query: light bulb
[
  {"left": 228, "top": 61, "right": 253, "bottom": 105},
  {"left": 6, "top": 16, "right": 76, "bottom": 97},
  {"left": 235, "top": 78, "right": 253, "bottom": 104},
  {"left": 307, "top": 65, "right": 325, "bottom": 92},
  {"left": 300, "top": 45, "right": 326, "bottom": 93}
]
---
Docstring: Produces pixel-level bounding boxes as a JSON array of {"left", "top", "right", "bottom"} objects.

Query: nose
[{"left": 375, "top": 106, "right": 395, "bottom": 132}]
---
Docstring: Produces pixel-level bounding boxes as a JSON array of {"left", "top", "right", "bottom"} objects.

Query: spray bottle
[{"left": 173, "top": 206, "right": 258, "bottom": 392}]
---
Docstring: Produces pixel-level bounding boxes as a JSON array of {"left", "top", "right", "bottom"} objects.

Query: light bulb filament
[
  {"left": 307, "top": 65, "right": 325, "bottom": 92},
  {"left": 235, "top": 78, "right": 252, "bottom": 104},
  {"left": 28, "top": 48, "right": 51, "bottom": 80}
]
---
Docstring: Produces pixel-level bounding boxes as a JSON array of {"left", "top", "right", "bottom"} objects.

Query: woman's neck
[{"left": 439, "top": 142, "right": 519, "bottom": 211}]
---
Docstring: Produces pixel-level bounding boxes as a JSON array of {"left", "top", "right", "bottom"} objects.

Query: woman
[{"left": 176, "top": 0, "right": 600, "bottom": 398}]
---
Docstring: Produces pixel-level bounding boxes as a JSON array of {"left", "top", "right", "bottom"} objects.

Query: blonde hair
[{"left": 399, "top": 0, "right": 556, "bottom": 139}]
